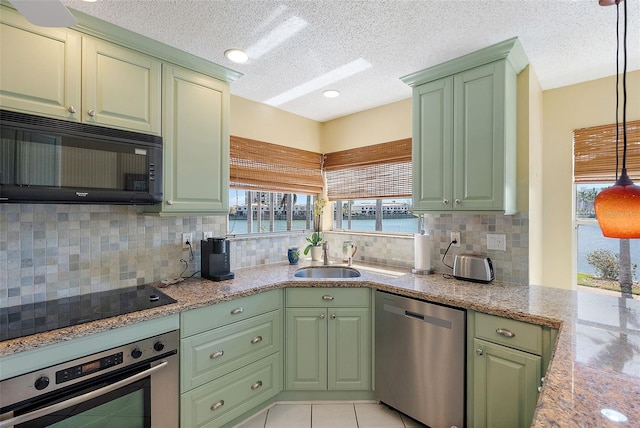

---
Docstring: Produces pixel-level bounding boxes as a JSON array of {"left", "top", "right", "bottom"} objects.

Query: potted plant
[{"left": 304, "top": 198, "right": 327, "bottom": 261}]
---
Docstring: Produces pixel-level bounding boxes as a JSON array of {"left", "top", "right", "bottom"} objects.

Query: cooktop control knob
[
  {"left": 131, "top": 348, "right": 143, "bottom": 359},
  {"left": 34, "top": 376, "right": 50, "bottom": 390},
  {"left": 153, "top": 341, "right": 165, "bottom": 352}
]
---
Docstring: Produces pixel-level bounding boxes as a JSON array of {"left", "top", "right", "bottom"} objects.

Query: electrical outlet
[
  {"left": 182, "top": 232, "right": 192, "bottom": 249},
  {"left": 487, "top": 233, "right": 506, "bottom": 251},
  {"left": 203, "top": 231, "right": 213, "bottom": 240},
  {"left": 450, "top": 231, "right": 461, "bottom": 247}
]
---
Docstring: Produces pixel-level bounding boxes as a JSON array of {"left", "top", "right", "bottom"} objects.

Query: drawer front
[
  {"left": 475, "top": 312, "right": 542, "bottom": 355},
  {"left": 181, "top": 289, "right": 282, "bottom": 338},
  {"left": 181, "top": 353, "right": 281, "bottom": 428},
  {"left": 286, "top": 287, "right": 370, "bottom": 308},
  {"left": 181, "top": 309, "right": 281, "bottom": 391}
]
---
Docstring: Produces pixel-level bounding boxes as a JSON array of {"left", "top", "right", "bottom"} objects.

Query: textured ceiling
[{"left": 57, "top": 0, "right": 639, "bottom": 123}]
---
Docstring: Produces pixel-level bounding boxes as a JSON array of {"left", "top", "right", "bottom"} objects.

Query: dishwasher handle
[{"left": 405, "top": 310, "right": 424, "bottom": 321}]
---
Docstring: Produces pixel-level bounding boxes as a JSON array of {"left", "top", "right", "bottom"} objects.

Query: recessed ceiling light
[
  {"left": 224, "top": 49, "right": 248, "bottom": 64},
  {"left": 323, "top": 90, "right": 340, "bottom": 98},
  {"left": 82, "top": 0, "right": 98, "bottom": 3}
]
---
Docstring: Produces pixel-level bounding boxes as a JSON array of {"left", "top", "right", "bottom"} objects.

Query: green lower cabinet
[
  {"left": 181, "top": 353, "right": 281, "bottom": 428},
  {"left": 473, "top": 338, "right": 541, "bottom": 428},
  {"left": 285, "top": 307, "right": 328, "bottom": 390},
  {"left": 285, "top": 307, "right": 371, "bottom": 391}
]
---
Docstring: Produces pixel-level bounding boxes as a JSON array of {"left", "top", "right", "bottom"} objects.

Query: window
[
  {"left": 229, "top": 136, "right": 323, "bottom": 235},
  {"left": 574, "top": 121, "right": 640, "bottom": 293},
  {"left": 325, "top": 139, "right": 415, "bottom": 233}
]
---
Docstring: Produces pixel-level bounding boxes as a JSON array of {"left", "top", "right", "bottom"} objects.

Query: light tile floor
[{"left": 234, "top": 402, "right": 428, "bottom": 428}]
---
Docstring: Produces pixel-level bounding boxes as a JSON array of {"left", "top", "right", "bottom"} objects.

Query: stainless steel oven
[{"left": 0, "top": 330, "right": 178, "bottom": 428}]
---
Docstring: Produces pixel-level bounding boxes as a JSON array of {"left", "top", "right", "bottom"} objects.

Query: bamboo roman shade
[
  {"left": 229, "top": 135, "right": 324, "bottom": 194},
  {"left": 324, "top": 138, "right": 412, "bottom": 200},
  {"left": 574, "top": 120, "right": 640, "bottom": 183}
]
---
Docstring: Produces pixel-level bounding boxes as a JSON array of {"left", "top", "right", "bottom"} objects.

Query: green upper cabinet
[
  {"left": 147, "top": 64, "right": 230, "bottom": 215},
  {"left": 82, "top": 37, "right": 161, "bottom": 134},
  {"left": 0, "top": 7, "right": 81, "bottom": 121},
  {"left": 0, "top": 7, "right": 161, "bottom": 134},
  {"left": 402, "top": 38, "right": 528, "bottom": 214}
]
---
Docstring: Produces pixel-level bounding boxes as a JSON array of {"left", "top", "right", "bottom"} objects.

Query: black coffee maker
[{"left": 201, "top": 237, "right": 235, "bottom": 281}]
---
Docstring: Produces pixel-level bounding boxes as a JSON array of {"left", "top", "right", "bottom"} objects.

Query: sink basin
[{"left": 293, "top": 266, "right": 361, "bottom": 278}]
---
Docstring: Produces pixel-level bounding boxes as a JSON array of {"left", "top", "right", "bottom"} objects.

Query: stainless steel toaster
[{"left": 453, "top": 254, "right": 494, "bottom": 283}]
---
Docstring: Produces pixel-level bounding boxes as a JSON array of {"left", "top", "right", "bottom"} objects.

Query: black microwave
[{"left": 0, "top": 110, "right": 162, "bottom": 205}]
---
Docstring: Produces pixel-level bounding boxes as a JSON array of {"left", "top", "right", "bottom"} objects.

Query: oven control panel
[{"left": 56, "top": 352, "right": 124, "bottom": 384}]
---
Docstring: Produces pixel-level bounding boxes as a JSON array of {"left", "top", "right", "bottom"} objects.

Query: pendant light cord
[
  {"left": 621, "top": 0, "right": 628, "bottom": 173},
  {"left": 615, "top": 2, "right": 620, "bottom": 180}
]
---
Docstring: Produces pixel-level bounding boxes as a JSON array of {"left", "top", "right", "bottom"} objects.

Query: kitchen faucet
[{"left": 322, "top": 242, "right": 330, "bottom": 265}]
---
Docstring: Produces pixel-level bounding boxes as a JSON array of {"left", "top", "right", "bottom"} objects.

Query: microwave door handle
[{"left": 0, "top": 361, "right": 169, "bottom": 428}]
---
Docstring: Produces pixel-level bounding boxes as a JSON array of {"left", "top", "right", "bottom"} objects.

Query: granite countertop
[{"left": 1, "top": 261, "right": 638, "bottom": 427}]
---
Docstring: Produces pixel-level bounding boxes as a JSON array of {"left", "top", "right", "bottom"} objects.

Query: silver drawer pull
[
  {"left": 250, "top": 336, "right": 263, "bottom": 344},
  {"left": 210, "top": 350, "right": 224, "bottom": 359},
  {"left": 319, "top": 313, "right": 325, "bottom": 320},
  {"left": 496, "top": 328, "right": 516, "bottom": 338},
  {"left": 331, "top": 314, "right": 336, "bottom": 320},
  {"left": 230, "top": 307, "right": 244, "bottom": 315},
  {"left": 322, "top": 295, "right": 334, "bottom": 301},
  {"left": 210, "top": 400, "right": 224, "bottom": 411},
  {"left": 251, "top": 381, "right": 263, "bottom": 390}
]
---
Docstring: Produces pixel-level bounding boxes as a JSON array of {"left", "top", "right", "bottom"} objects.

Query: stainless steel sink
[{"left": 293, "top": 266, "right": 361, "bottom": 278}]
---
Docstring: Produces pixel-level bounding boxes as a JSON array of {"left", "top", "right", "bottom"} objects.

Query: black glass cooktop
[{"left": 0, "top": 285, "right": 176, "bottom": 342}]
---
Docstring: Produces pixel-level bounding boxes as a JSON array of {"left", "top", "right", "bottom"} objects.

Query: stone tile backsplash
[
  {"left": 0, "top": 204, "right": 528, "bottom": 307},
  {"left": 0, "top": 204, "right": 225, "bottom": 307}
]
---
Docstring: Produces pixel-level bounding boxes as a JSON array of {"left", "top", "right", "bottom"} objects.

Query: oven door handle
[{"left": 0, "top": 360, "right": 168, "bottom": 428}]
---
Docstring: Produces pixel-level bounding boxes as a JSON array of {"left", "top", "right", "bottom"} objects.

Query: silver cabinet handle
[
  {"left": 166, "top": 200, "right": 173, "bottom": 205},
  {"left": 496, "top": 328, "right": 516, "bottom": 338},
  {"left": 319, "top": 313, "right": 325, "bottom": 320},
  {"left": 67, "top": 106, "right": 76, "bottom": 114},
  {"left": 331, "top": 314, "right": 336, "bottom": 320},
  {"left": 210, "top": 400, "right": 224, "bottom": 411},
  {"left": 541, "top": 377, "right": 546, "bottom": 384},
  {"left": 210, "top": 351, "right": 224, "bottom": 359},
  {"left": 454, "top": 198, "right": 461, "bottom": 205},
  {"left": 476, "top": 348, "right": 484, "bottom": 356},
  {"left": 87, "top": 109, "right": 96, "bottom": 117},
  {"left": 250, "top": 336, "right": 262, "bottom": 344},
  {"left": 538, "top": 386, "right": 543, "bottom": 392},
  {"left": 231, "top": 307, "right": 244, "bottom": 315},
  {"left": 443, "top": 199, "right": 449, "bottom": 205},
  {"left": 322, "top": 295, "right": 334, "bottom": 301},
  {"left": 251, "top": 380, "right": 263, "bottom": 390}
]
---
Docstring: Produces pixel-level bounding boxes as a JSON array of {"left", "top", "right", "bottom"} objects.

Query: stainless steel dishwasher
[{"left": 375, "top": 290, "right": 466, "bottom": 428}]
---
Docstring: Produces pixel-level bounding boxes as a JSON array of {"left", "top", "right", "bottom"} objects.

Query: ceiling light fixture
[
  {"left": 594, "top": 0, "right": 640, "bottom": 238},
  {"left": 323, "top": 90, "right": 340, "bottom": 98},
  {"left": 224, "top": 49, "right": 249, "bottom": 64}
]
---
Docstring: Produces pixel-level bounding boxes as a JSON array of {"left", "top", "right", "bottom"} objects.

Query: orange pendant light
[{"left": 594, "top": 0, "right": 640, "bottom": 239}]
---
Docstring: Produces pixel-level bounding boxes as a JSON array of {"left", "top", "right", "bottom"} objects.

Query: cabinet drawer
[
  {"left": 181, "top": 309, "right": 281, "bottom": 391},
  {"left": 181, "top": 290, "right": 282, "bottom": 338},
  {"left": 181, "top": 353, "right": 281, "bottom": 428},
  {"left": 475, "top": 312, "right": 542, "bottom": 355},
  {"left": 286, "top": 287, "right": 369, "bottom": 307}
]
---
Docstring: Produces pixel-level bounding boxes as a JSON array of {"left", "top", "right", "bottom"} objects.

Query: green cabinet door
[
  {"left": 328, "top": 307, "right": 371, "bottom": 390},
  {"left": 151, "top": 64, "right": 230, "bottom": 215},
  {"left": 82, "top": 37, "right": 161, "bottom": 134},
  {"left": 285, "top": 308, "right": 328, "bottom": 390},
  {"left": 473, "top": 338, "right": 541, "bottom": 428},
  {"left": 0, "top": 7, "right": 81, "bottom": 121},
  {"left": 412, "top": 76, "right": 454, "bottom": 211},
  {"left": 453, "top": 61, "right": 508, "bottom": 211}
]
